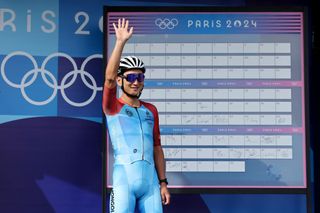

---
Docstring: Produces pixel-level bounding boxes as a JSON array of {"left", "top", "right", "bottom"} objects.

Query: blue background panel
[{"left": 0, "top": 0, "right": 59, "bottom": 55}]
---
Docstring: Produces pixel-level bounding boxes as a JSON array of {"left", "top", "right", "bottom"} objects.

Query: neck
[{"left": 120, "top": 94, "right": 140, "bottom": 107}]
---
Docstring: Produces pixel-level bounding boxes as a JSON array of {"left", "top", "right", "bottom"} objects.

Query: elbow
[
  {"left": 104, "top": 79, "right": 117, "bottom": 89},
  {"left": 105, "top": 70, "right": 117, "bottom": 83}
]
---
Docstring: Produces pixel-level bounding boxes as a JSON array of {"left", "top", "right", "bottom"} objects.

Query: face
[{"left": 117, "top": 69, "right": 145, "bottom": 97}]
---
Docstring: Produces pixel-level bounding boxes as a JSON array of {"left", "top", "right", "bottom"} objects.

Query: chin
[
  {"left": 129, "top": 92, "right": 140, "bottom": 97},
  {"left": 132, "top": 90, "right": 141, "bottom": 95}
]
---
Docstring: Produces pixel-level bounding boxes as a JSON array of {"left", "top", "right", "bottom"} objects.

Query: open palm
[{"left": 113, "top": 18, "right": 133, "bottom": 42}]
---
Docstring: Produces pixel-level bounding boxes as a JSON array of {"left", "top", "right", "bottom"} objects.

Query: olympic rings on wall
[
  {"left": 155, "top": 18, "right": 178, "bottom": 30},
  {"left": 0, "top": 51, "right": 103, "bottom": 107}
]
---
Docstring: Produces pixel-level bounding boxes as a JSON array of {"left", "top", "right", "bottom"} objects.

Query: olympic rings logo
[
  {"left": 155, "top": 18, "right": 178, "bottom": 30},
  {"left": 0, "top": 51, "right": 103, "bottom": 107}
]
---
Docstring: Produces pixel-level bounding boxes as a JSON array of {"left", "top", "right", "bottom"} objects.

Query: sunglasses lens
[
  {"left": 125, "top": 73, "right": 145, "bottom": 83},
  {"left": 137, "top": 73, "right": 145, "bottom": 82},
  {"left": 126, "top": 74, "right": 136, "bottom": 83}
]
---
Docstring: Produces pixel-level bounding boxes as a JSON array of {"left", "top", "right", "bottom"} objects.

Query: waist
[{"left": 114, "top": 153, "right": 154, "bottom": 165}]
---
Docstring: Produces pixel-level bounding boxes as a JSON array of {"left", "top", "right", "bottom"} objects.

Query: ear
[{"left": 116, "top": 76, "right": 122, "bottom": 86}]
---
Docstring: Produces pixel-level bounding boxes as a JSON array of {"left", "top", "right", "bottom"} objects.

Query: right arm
[{"left": 103, "top": 18, "right": 133, "bottom": 113}]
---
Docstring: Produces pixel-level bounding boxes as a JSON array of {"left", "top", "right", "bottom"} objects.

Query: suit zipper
[{"left": 135, "top": 107, "right": 144, "bottom": 160}]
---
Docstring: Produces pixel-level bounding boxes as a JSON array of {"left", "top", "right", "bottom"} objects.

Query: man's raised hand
[{"left": 113, "top": 18, "right": 133, "bottom": 43}]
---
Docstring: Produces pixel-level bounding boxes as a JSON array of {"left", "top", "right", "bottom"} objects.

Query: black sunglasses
[{"left": 122, "top": 73, "right": 145, "bottom": 83}]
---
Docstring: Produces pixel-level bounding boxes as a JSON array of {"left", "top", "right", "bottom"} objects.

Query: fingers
[
  {"left": 115, "top": 19, "right": 131, "bottom": 30},
  {"left": 125, "top": 20, "right": 129, "bottom": 29},
  {"left": 121, "top": 18, "right": 125, "bottom": 28},
  {"left": 161, "top": 191, "right": 165, "bottom": 203},
  {"left": 161, "top": 190, "right": 170, "bottom": 205},
  {"left": 162, "top": 195, "right": 167, "bottom": 205},
  {"left": 164, "top": 192, "right": 170, "bottom": 205}
]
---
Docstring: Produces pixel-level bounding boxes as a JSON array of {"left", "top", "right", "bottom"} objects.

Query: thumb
[
  {"left": 161, "top": 192, "right": 165, "bottom": 203},
  {"left": 129, "top": 27, "right": 133, "bottom": 36}
]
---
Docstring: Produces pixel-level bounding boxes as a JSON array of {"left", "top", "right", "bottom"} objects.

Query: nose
[
  {"left": 130, "top": 80, "right": 138, "bottom": 85},
  {"left": 132, "top": 78, "right": 141, "bottom": 85}
]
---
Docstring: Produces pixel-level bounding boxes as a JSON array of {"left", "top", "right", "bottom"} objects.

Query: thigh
[
  {"left": 110, "top": 185, "right": 135, "bottom": 213},
  {"left": 137, "top": 184, "right": 163, "bottom": 213}
]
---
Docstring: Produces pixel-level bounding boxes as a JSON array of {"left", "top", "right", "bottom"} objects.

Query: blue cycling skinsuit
[{"left": 103, "top": 86, "right": 163, "bottom": 213}]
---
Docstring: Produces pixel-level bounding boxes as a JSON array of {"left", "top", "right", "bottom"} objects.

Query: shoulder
[
  {"left": 140, "top": 101, "right": 158, "bottom": 114},
  {"left": 105, "top": 97, "right": 124, "bottom": 115}
]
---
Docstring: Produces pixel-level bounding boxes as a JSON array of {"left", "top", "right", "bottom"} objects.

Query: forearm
[
  {"left": 154, "top": 146, "right": 166, "bottom": 180},
  {"left": 102, "top": 41, "right": 126, "bottom": 113},
  {"left": 104, "top": 40, "right": 126, "bottom": 88}
]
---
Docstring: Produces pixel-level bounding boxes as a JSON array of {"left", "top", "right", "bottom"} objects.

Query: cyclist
[{"left": 103, "top": 18, "right": 170, "bottom": 213}]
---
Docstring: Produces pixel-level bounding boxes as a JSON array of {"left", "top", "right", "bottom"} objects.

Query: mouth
[{"left": 130, "top": 87, "right": 140, "bottom": 92}]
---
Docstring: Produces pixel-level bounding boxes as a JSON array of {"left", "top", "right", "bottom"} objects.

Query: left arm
[
  {"left": 146, "top": 102, "right": 171, "bottom": 205},
  {"left": 154, "top": 146, "right": 170, "bottom": 205}
]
